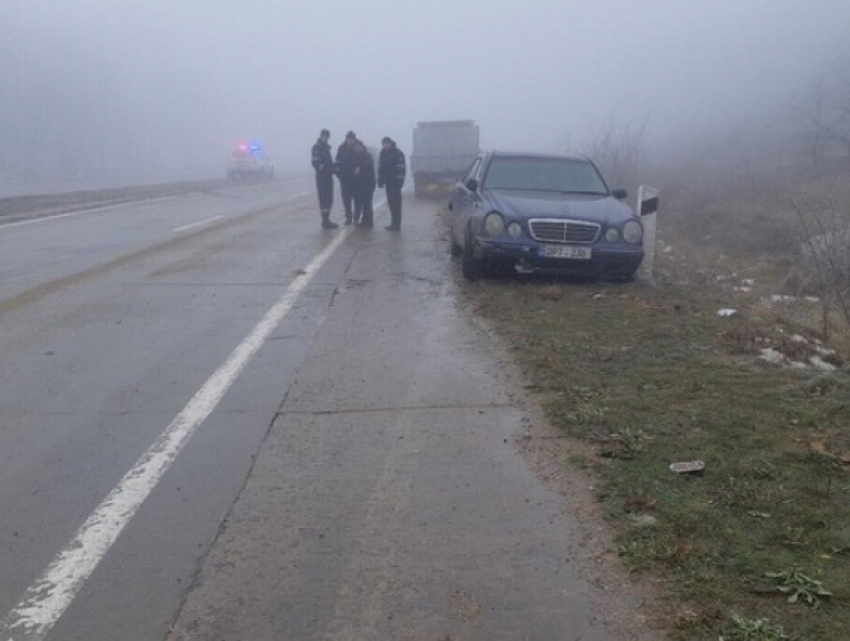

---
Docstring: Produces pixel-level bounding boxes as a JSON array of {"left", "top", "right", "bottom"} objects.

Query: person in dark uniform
[
  {"left": 377, "top": 137, "right": 406, "bottom": 231},
  {"left": 352, "top": 142, "right": 376, "bottom": 228},
  {"left": 311, "top": 129, "right": 339, "bottom": 229},
  {"left": 335, "top": 131, "right": 359, "bottom": 226}
]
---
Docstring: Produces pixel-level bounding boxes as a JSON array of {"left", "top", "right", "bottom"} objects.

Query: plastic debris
[
  {"left": 759, "top": 348, "right": 785, "bottom": 364},
  {"left": 810, "top": 356, "right": 838, "bottom": 372},
  {"left": 717, "top": 308, "right": 738, "bottom": 317},
  {"left": 670, "top": 460, "right": 705, "bottom": 474},
  {"left": 630, "top": 514, "right": 659, "bottom": 528},
  {"left": 768, "top": 294, "right": 820, "bottom": 304}
]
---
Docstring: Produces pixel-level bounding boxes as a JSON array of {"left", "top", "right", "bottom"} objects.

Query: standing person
[
  {"left": 352, "top": 143, "right": 376, "bottom": 228},
  {"left": 311, "top": 129, "right": 339, "bottom": 230},
  {"left": 335, "top": 131, "right": 359, "bottom": 226},
  {"left": 377, "top": 137, "right": 406, "bottom": 232}
]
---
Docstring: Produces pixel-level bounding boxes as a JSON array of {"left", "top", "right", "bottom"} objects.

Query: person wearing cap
[
  {"left": 352, "top": 142, "right": 376, "bottom": 227},
  {"left": 311, "top": 129, "right": 339, "bottom": 229},
  {"left": 335, "top": 131, "right": 360, "bottom": 226},
  {"left": 377, "top": 137, "right": 407, "bottom": 231}
]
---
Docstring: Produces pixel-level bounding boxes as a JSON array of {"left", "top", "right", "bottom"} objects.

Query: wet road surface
[{"left": 0, "top": 179, "right": 642, "bottom": 640}]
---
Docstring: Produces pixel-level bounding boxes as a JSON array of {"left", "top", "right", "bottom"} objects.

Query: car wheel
[
  {"left": 461, "top": 228, "right": 484, "bottom": 281},
  {"left": 488, "top": 259, "right": 515, "bottom": 279}
]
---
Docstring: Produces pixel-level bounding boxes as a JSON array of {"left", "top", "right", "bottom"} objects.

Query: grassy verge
[{"left": 465, "top": 278, "right": 850, "bottom": 640}]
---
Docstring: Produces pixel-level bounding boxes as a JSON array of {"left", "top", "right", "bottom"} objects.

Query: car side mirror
[
  {"left": 612, "top": 188, "right": 628, "bottom": 200},
  {"left": 640, "top": 196, "right": 659, "bottom": 216},
  {"left": 466, "top": 179, "right": 478, "bottom": 193}
]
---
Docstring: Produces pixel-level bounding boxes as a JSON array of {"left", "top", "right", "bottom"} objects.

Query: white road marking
[
  {"left": 0, "top": 225, "right": 356, "bottom": 641},
  {"left": 0, "top": 196, "right": 181, "bottom": 231},
  {"left": 171, "top": 215, "right": 225, "bottom": 233}
]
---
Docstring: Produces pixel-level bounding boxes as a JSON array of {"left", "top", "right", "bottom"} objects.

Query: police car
[{"left": 226, "top": 143, "right": 275, "bottom": 180}]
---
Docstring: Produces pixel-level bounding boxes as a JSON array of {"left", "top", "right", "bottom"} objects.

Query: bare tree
[
  {"left": 830, "top": 79, "right": 850, "bottom": 166},
  {"left": 792, "top": 76, "right": 832, "bottom": 172},
  {"left": 574, "top": 116, "right": 649, "bottom": 193},
  {"left": 792, "top": 191, "right": 850, "bottom": 337}
]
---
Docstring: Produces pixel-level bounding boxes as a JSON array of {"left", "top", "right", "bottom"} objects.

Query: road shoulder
[{"left": 168, "top": 198, "right": 656, "bottom": 640}]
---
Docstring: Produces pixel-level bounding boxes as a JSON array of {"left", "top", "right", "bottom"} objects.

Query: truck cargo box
[{"left": 411, "top": 120, "right": 480, "bottom": 198}]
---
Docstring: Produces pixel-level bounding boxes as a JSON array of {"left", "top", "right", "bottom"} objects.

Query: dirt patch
[{"left": 449, "top": 592, "right": 483, "bottom": 622}]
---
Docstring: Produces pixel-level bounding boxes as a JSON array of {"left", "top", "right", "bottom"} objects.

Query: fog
[{"left": 2, "top": 0, "right": 849, "bottom": 187}]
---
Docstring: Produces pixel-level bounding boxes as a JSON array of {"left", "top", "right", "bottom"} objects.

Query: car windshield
[{"left": 484, "top": 157, "right": 608, "bottom": 195}]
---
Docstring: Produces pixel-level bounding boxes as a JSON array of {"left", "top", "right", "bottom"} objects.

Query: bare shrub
[
  {"left": 791, "top": 186, "right": 850, "bottom": 336},
  {"left": 562, "top": 116, "right": 648, "bottom": 194}
]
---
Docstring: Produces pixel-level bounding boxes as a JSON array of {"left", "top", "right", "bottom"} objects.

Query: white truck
[{"left": 411, "top": 121, "right": 480, "bottom": 198}]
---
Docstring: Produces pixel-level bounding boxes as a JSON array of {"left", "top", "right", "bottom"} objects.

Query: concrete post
[{"left": 637, "top": 185, "right": 660, "bottom": 283}]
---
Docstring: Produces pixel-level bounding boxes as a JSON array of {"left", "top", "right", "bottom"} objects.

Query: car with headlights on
[
  {"left": 226, "top": 142, "right": 275, "bottom": 180},
  {"left": 448, "top": 151, "right": 655, "bottom": 281}
]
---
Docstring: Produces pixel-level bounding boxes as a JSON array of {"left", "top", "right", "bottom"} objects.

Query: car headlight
[
  {"left": 605, "top": 227, "right": 620, "bottom": 243},
  {"left": 484, "top": 212, "right": 505, "bottom": 237},
  {"left": 507, "top": 222, "right": 523, "bottom": 238},
  {"left": 623, "top": 220, "right": 643, "bottom": 244}
]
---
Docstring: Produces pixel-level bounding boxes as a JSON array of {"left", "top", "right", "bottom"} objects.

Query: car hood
[{"left": 484, "top": 189, "right": 636, "bottom": 225}]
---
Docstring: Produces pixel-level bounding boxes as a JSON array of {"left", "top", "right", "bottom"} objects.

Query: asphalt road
[{"left": 0, "top": 179, "right": 644, "bottom": 640}]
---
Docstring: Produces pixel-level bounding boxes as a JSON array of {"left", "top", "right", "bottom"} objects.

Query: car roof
[{"left": 485, "top": 150, "right": 591, "bottom": 163}]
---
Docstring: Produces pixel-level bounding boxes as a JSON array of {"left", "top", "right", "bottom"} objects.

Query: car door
[{"left": 451, "top": 156, "right": 482, "bottom": 246}]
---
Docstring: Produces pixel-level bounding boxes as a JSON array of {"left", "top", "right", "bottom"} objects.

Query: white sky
[{"left": 1, "top": 0, "right": 848, "bottom": 175}]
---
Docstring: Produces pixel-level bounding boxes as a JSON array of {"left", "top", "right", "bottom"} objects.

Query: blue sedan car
[{"left": 448, "top": 151, "right": 655, "bottom": 281}]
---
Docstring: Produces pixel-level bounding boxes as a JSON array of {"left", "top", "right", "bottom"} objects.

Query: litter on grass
[
  {"left": 809, "top": 356, "right": 838, "bottom": 372},
  {"left": 670, "top": 460, "right": 706, "bottom": 474},
  {"left": 767, "top": 294, "right": 820, "bottom": 304},
  {"left": 759, "top": 347, "right": 837, "bottom": 372}
]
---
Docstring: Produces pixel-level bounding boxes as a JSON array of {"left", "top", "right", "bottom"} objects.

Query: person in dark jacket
[
  {"left": 335, "top": 131, "right": 359, "bottom": 226},
  {"left": 377, "top": 137, "right": 406, "bottom": 231},
  {"left": 311, "top": 129, "right": 339, "bottom": 229},
  {"left": 352, "top": 143, "right": 376, "bottom": 228}
]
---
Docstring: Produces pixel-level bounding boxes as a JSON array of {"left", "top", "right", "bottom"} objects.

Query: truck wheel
[{"left": 461, "top": 228, "right": 484, "bottom": 281}]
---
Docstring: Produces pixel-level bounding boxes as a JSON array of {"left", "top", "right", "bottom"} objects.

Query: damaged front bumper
[{"left": 475, "top": 236, "right": 644, "bottom": 278}]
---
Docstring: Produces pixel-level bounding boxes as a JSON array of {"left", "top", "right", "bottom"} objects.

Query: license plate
[{"left": 543, "top": 245, "right": 592, "bottom": 260}]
